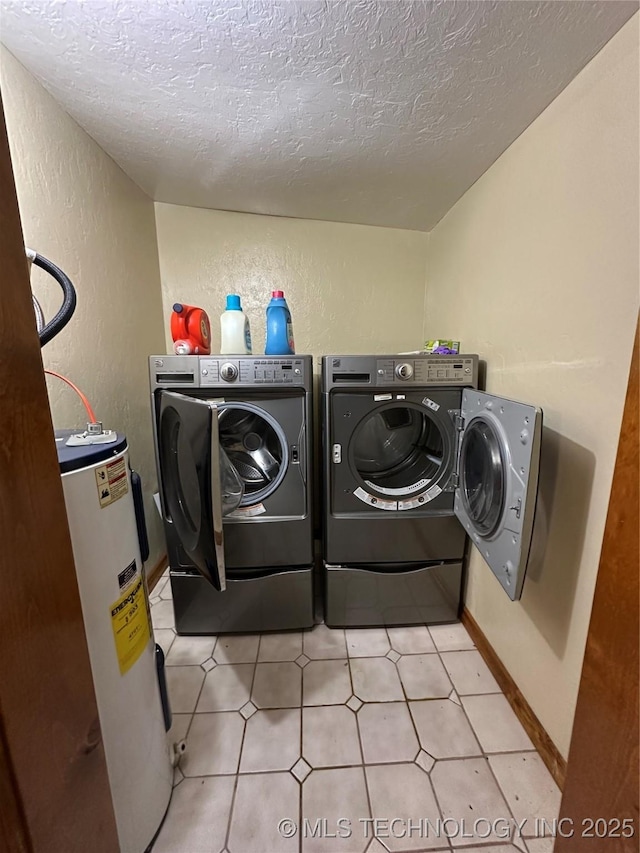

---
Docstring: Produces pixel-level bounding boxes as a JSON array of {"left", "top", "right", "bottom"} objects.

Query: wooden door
[
  {"left": 555, "top": 321, "right": 639, "bottom": 850},
  {"left": 0, "top": 95, "right": 118, "bottom": 850}
]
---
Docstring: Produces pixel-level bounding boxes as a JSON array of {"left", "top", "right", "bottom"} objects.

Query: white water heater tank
[{"left": 57, "top": 429, "right": 172, "bottom": 852}]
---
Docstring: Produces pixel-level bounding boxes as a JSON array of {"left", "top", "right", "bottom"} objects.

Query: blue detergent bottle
[{"left": 265, "top": 290, "right": 295, "bottom": 355}]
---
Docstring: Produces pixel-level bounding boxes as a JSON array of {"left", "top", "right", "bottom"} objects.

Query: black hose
[{"left": 32, "top": 253, "right": 77, "bottom": 347}]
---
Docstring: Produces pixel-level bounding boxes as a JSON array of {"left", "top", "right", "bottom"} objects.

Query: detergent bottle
[
  {"left": 220, "top": 294, "right": 252, "bottom": 354},
  {"left": 265, "top": 290, "right": 295, "bottom": 355},
  {"left": 171, "top": 303, "right": 211, "bottom": 355}
]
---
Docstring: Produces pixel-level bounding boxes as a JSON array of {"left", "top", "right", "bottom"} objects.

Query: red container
[{"left": 170, "top": 303, "right": 211, "bottom": 355}]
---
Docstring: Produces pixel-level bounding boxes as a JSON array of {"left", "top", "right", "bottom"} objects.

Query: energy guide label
[
  {"left": 110, "top": 576, "right": 151, "bottom": 675},
  {"left": 95, "top": 456, "right": 129, "bottom": 508}
]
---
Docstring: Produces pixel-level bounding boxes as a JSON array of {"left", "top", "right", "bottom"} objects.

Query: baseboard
[
  {"left": 146, "top": 553, "right": 168, "bottom": 592},
  {"left": 461, "top": 607, "right": 567, "bottom": 791}
]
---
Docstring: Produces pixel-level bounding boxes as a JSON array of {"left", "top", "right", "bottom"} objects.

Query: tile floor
[{"left": 150, "top": 573, "right": 561, "bottom": 853}]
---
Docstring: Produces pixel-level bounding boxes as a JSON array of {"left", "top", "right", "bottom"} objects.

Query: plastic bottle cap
[
  {"left": 272, "top": 290, "right": 285, "bottom": 298},
  {"left": 226, "top": 294, "right": 242, "bottom": 311}
]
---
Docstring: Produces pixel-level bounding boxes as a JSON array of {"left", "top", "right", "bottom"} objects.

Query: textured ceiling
[{"left": 1, "top": 0, "right": 637, "bottom": 231}]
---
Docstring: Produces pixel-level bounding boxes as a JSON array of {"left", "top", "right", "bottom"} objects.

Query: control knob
[
  {"left": 220, "top": 362, "right": 238, "bottom": 382},
  {"left": 395, "top": 362, "right": 414, "bottom": 381}
]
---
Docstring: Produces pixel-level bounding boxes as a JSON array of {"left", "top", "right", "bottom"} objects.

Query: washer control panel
[
  {"left": 376, "top": 356, "right": 476, "bottom": 385},
  {"left": 199, "top": 357, "right": 306, "bottom": 386},
  {"left": 150, "top": 355, "right": 309, "bottom": 388}
]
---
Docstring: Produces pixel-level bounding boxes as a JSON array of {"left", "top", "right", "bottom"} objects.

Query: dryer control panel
[
  {"left": 321, "top": 355, "right": 479, "bottom": 391},
  {"left": 375, "top": 356, "right": 477, "bottom": 386}
]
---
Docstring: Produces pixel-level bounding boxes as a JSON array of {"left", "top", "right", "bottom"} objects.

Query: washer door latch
[{"left": 332, "top": 443, "right": 342, "bottom": 464}]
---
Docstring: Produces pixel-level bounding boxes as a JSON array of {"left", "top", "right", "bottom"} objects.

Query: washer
[
  {"left": 322, "top": 354, "right": 542, "bottom": 626},
  {"left": 150, "top": 354, "right": 314, "bottom": 634}
]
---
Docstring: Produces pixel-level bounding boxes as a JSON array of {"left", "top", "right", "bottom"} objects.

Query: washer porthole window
[
  {"left": 460, "top": 418, "right": 505, "bottom": 537},
  {"left": 217, "top": 402, "right": 289, "bottom": 505}
]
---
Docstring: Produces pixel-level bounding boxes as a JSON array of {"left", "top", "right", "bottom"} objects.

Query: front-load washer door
[
  {"left": 217, "top": 402, "right": 290, "bottom": 509},
  {"left": 454, "top": 389, "right": 542, "bottom": 600},
  {"left": 158, "top": 391, "right": 243, "bottom": 591}
]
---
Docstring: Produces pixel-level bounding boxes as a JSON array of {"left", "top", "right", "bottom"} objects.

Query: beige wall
[
  {"left": 425, "top": 16, "right": 639, "bottom": 757},
  {"left": 154, "top": 204, "right": 429, "bottom": 359},
  {"left": 1, "top": 49, "right": 167, "bottom": 566}
]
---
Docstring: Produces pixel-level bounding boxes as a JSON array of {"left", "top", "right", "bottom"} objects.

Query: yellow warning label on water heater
[
  {"left": 95, "top": 456, "right": 129, "bottom": 508},
  {"left": 110, "top": 576, "right": 151, "bottom": 675}
]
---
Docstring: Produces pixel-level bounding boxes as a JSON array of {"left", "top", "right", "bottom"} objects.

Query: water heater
[{"left": 57, "top": 429, "right": 172, "bottom": 852}]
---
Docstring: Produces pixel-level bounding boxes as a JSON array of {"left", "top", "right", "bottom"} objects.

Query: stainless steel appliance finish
[
  {"left": 322, "top": 354, "right": 541, "bottom": 626},
  {"left": 150, "top": 355, "right": 314, "bottom": 634}
]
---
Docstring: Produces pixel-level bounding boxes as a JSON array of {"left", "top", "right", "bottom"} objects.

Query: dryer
[
  {"left": 150, "top": 354, "right": 314, "bottom": 634},
  {"left": 322, "top": 354, "right": 542, "bottom": 627}
]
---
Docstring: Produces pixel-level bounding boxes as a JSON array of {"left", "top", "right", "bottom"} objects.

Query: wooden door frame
[
  {"left": 0, "top": 93, "right": 118, "bottom": 851},
  {"left": 555, "top": 320, "right": 639, "bottom": 849}
]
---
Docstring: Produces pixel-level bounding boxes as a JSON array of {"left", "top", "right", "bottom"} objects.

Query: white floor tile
[
  {"left": 303, "top": 623, "right": 348, "bottom": 659},
  {"left": 153, "top": 775, "right": 234, "bottom": 853},
  {"left": 165, "top": 665, "right": 205, "bottom": 713},
  {"left": 431, "top": 757, "right": 511, "bottom": 847},
  {"left": 228, "top": 772, "right": 299, "bottom": 853},
  {"left": 464, "top": 843, "right": 528, "bottom": 853},
  {"left": 462, "top": 695, "right": 534, "bottom": 753},
  {"left": 345, "top": 628, "right": 390, "bottom": 657},
  {"left": 396, "top": 653, "right": 453, "bottom": 699},
  {"left": 149, "top": 619, "right": 559, "bottom": 853},
  {"left": 303, "top": 705, "right": 362, "bottom": 767},
  {"left": 240, "top": 708, "right": 301, "bottom": 772},
  {"left": 165, "top": 635, "right": 216, "bottom": 666},
  {"left": 365, "top": 840, "right": 390, "bottom": 853},
  {"left": 154, "top": 628, "right": 176, "bottom": 655},
  {"left": 152, "top": 600, "right": 176, "bottom": 630},
  {"left": 196, "top": 664, "right": 254, "bottom": 711},
  {"left": 366, "top": 763, "right": 443, "bottom": 850},
  {"left": 409, "top": 700, "right": 482, "bottom": 759},
  {"left": 428, "top": 622, "right": 475, "bottom": 652},
  {"left": 258, "top": 631, "right": 303, "bottom": 662},
  {"left": 358, "top": 702, "right": 419, "bottom": 764},
  {"left": 302, "top": 767, "right": 370, "bottom": 853},
  {"left": 152, "top": 576, "right": 169, "bottom": 597},
  {"left": 415, "top": 750, "right": 435, "bottom": 774},
  {"left": 303, "top": 659, "right": 353, "bottom": 705},
  {"left": 181, "top": 712, "right": 244, "bottom": 776},
  {"left": 213, "top": 634, "right": 260, "bottom": 664},
  {"left": 387, "top": 626, "right": 436, "bottom": 655},
  {"left": 168, "top": 713, "right": 191, "bottom": 745},
  {"left": 523, "top": 838, "right": 556, "bottom": 853},
  {"left": 252, "top": 662, "right": 302, "bottom": 708},
  {"left": 350, "top": 657, "right": 404, "bottom": 702},
  {"left": 488, "top": 753, "right": 561, "bottom": 831},
  {"left": 441, "top": 650, "right": 500, "bottom": 695}
]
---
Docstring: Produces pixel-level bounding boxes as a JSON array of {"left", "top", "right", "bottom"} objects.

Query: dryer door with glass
[
  {"left": 454, "top": 389, "right": 542, "bottom": 600},
  {"left": 158, "top": 391, "right": 243, "bottom": 590}
]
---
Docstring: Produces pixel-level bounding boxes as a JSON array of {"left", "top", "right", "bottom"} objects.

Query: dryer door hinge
[
  {"left": 454, "top": 413, "right": 465, "bottom": 431},
  {"left": 449, "top": 471, "right": 460, "bottom": 489}
]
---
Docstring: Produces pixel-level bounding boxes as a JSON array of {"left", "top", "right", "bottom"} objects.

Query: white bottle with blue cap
[{"left": 220, "top": 294, "right": 252, "bottom": 354}]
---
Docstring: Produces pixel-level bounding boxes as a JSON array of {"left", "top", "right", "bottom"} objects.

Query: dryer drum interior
[
  {"left": 352, "top": 403, "right": 445, "bottom": 493},
  {"left": 218, "top": 402, "right": 289, "bottom": 505}
]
